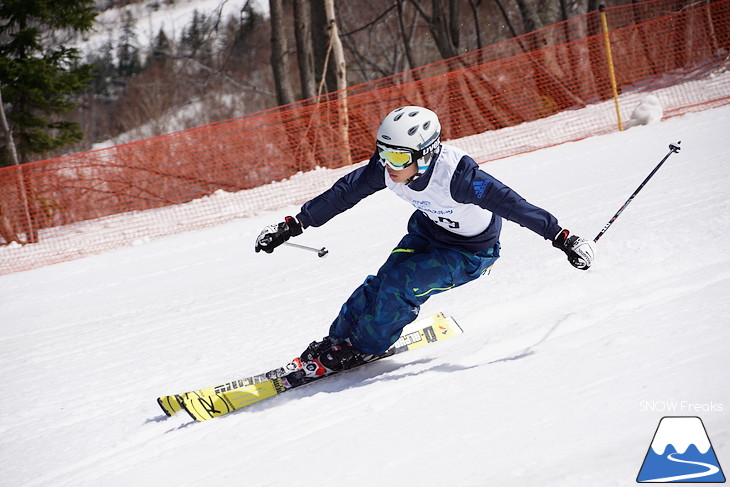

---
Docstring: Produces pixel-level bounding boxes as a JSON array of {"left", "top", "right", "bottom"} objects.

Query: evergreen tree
[
  {"left": 181, "top": 10, "right": 213, "bottom": 61},
  {"left": 0, "top": 0, "right": 96, "bottom": 166},
  {"left": 87, "top": 40, "right": 116, "bottom": 100},
  {"left": 150, "top": 28, "right": 171, "bottom": 66},
  {"left": 117, "top": 11, "right": 142, "bottom": 78}
]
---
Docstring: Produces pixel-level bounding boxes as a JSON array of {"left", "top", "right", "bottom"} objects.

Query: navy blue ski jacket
[{"left": 296, "top": 145, "right": 561, "bottom": 253}]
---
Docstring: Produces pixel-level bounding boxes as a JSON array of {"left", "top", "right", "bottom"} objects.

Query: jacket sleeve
[
  {"left": 451, "top": 156, "right": 561, "bottom": 240},
  {"left": 297, "top": 153, "right": 387, "bottom": 228}
]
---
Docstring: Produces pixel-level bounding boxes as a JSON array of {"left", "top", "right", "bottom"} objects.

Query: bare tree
[
  {"left": 467, "top": 0, "right": 484, "bottom": 50},
  {"left": 293, "top": 0, "right": 317, "bottom": 100},
  {"left": 325, "top": 0, "right": 347, "bottom": 94},
  {"left": 409, "top": 0, "right": 461, "bottom": 60},
  {"left": 324, "top": 0, "right": 351, "bottom": 164},
  {"left": 396, "top": 0, "right": 420, "bottom": 72},
  {"left": 269, "top": 0, "right": 296, "bottom": 105},
  {"left": 338, "top": 2, "right": 403, "bottom": 81},
  {"left": 0, "top": 86, "right": 30, "bottom": 243}
]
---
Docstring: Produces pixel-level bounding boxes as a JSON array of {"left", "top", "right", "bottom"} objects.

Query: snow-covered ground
[{"left": 1, "top": 104, "right": 729, "bottom": 486}]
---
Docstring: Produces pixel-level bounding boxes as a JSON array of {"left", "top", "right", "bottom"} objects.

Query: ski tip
[
  {"left": 178, "top": 393, "right": 210, "bottom": 421},
  {"left": 157, "top": 395, "right": 184, "bottom": 417}
]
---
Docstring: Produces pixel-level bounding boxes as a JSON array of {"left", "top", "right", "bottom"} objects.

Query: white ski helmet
[{"left": 376, "top": 106, "right": 441, "bottom": 173}]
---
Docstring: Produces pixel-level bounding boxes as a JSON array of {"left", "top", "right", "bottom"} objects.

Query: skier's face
[{"left": 386, "top": 162, "right": 418, "bottom": 183}]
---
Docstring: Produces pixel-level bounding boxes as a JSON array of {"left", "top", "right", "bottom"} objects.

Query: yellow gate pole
[{"left": 600, "top": 5, "right": 623, "bottom": 131}]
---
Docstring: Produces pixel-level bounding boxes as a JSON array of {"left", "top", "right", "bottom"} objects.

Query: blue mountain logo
[
  {"left": 637, "top": 416, "right": 726, "bottom": 483},
  {"left": 473, "top": 180, "right": 489, "bottom": 198}
]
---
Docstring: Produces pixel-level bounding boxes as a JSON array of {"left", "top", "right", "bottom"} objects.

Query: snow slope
[{"left": 1, "top": 105, "right": 729, "bottom": 486}]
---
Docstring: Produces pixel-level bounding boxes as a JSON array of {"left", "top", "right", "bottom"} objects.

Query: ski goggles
[{"left": 379, "top": 148, "right": 415, "bottom": 170}]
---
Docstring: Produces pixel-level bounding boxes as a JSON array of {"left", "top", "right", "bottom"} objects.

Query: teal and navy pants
[{"left": 329, "top": 225, "right": 499, "bottom": 354}]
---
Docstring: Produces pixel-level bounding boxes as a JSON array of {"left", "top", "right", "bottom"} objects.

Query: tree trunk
[
  {"left": 311, "top": 0, "right": 336, "bottom": 94},
  {"left": 269, "top": 0, "right": 296, "bottom": 106},
  {"left": 409, "top": 0, "right": 460, "bottom": 60},
  {"left": 293, "top": 0, "right": 317, "bottom": 100},
  {"left": 396, "top": 0, "right": 420, "bottom": 73},
  {"left": 0, "top": 86, "right": 31, "bottom": 243},
  {"left": 325, "top": 0, "right": 347, "bottom": 94},
  {"left": 468, "top": 0, "right": 483, "bottom": 50},
  {"left": 323, "top": 0, "right": 351, "bottom": 165},
  {"left": 515, "top": 0, "right": 542, "bottom": 34}
]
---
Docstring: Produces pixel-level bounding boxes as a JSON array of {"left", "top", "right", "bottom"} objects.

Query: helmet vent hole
[
  {"left": 423, "top": 121, "right": 431, "bottom": 130},
  {"left": 408, "top": 125, "right": 418, "bottom": 136},
  {"left": 408, "top": 111, "right": 419, "bottom": 117},
  {"left": 393, "top": 113, "right": 403, "bottom": 121}
]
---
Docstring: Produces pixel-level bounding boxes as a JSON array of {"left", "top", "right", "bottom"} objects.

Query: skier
[{"left": 255, "top": 106, "right": 595, "bottom": 374}]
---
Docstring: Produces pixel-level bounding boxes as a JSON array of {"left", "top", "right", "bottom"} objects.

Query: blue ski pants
[{"left": 328, "top": 226, "right": 499, "bottom": 354}]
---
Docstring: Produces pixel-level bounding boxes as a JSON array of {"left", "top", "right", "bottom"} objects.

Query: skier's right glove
[
  {"left": 552, "top": 228, "right": 596, "bottom": 270},
  {"left": 255, "top": 216, "right": 303, "bottom": 253}
]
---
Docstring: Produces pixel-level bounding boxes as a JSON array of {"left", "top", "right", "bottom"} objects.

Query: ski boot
[
  {"left": 283, "top": 337, "right": 372, "bottom": 387},
  {"left": 301, "top": 336, "right": 371, "bottom": 372}
]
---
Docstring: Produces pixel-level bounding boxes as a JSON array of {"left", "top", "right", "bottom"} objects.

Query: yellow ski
[
  {"left": 158, "top": 312, "right": 462, "bottom": 421},
  {"left": 157, "top": 369, "right": 282, "bottom": 417},
  {"left": 157, "top": 395, "right": 184, "bottom": 416}
]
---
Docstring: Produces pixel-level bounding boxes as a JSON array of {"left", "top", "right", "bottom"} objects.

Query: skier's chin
[{"left": 387, "top": 168, "right": 410, "bottom": 183}]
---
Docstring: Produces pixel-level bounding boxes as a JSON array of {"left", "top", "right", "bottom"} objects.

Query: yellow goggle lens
[{"left": 379, "top": 150, "right": 412, "bottom": 168}]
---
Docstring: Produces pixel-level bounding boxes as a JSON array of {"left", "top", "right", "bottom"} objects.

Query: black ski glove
[
  {"left": 553, "top": 228, "right": 596, "bottom": 270},
  {"left": 255, "top": 216, "right": 303, "bottom": 253}
]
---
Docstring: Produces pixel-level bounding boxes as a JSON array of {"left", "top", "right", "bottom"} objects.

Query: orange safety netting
[{"left": 1, "top": 0, "right": 729, "bottom": 274}]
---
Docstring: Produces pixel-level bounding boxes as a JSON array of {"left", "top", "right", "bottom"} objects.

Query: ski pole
[
  {"left": 594, "top": 141, "right": 681, "bottom": 243},
  {"left": 284, "top": 242, "right": 329, "bottom": 257}
]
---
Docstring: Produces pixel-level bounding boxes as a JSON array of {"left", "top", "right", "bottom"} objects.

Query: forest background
[{"left": 1, "top": 0, "right": 648, "bottom": 167}]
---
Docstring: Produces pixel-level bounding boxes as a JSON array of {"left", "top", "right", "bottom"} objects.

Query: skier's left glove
[
  {"left": 255, "top": 216, "right": 303, "bottom": 253},
  {"left": 553, "top": 228, "right": 596, "bottom": 270}
]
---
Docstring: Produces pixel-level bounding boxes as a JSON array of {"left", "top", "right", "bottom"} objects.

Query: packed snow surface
[{"left": 1, "top": 105, "right": 729, "bottom": 486}]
